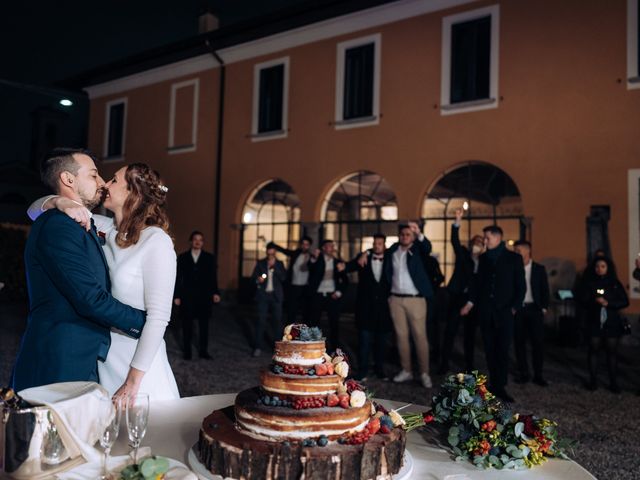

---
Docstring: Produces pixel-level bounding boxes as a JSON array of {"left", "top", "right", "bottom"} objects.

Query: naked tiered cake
[{"left": 197, "top": 325, "right": 406, "bottom": 480}]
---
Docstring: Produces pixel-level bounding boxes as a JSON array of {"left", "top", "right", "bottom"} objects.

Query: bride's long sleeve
[{"left": 130, "top": 230, "right": 177, "bottom": 372}]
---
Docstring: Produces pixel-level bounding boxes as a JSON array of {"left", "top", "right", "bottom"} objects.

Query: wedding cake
[{"left": 196, "top": 324, "right": 406, "bottom": 480}]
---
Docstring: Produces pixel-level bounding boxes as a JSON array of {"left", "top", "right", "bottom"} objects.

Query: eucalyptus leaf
[{"left": 514, "top": 422, "right": 524, "bottom": 437}]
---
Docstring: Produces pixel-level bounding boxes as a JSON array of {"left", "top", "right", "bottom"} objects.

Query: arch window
[
  {"left": 321, "top": 171, "right": 398, "bottom": 261},
  {"left": 422, "top": 162, "right": 528, "bottom": 281}
]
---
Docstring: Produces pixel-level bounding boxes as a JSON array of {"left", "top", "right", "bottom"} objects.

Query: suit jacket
[
  {"left": 470, "top": 243, "right": 526, "bottom": 313},
  {"left": 447, "top": 224, "right": 475, "bottom": 297},
  {"left": 384, "top": 236, "right": 434, "bottom": 299},
  {"left": 525, "top": 262, "right": 550, "bottom": 310},
  {"left": 273, "top": 244, "right": 309, "bottom": 285},
  {"left": 346, "top": 251, "right": 391, "bottom": 331},
  {"left": 175, "top": 250, "right": 219, "bottom": 315},
  {"left": 12, "top": 210, "right": 145, "bottom": 392},
  {"left": 308, "top": 254, "right": 349, "bottom": 295},
  {"left": 252, "top": 258, "right": 287, "bottom": 302}
]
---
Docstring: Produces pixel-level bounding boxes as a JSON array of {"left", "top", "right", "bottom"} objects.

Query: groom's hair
[{"left": 41, "top": 148, "right": 95, "bottom": 193}]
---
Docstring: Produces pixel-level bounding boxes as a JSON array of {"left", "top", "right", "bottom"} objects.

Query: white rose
[
  {"left": 334, "top": 361, "right": 349, "bottom": 378},
  {"left": 456, "top": 373, "right": 465, "bottom": 384},
  {"left": 337, "top": 382, "right": 348, "bottom": 395},
  {"left": 350, "top": 390, "right": 366, "bottom": 408},
  {"left": 389, "top": 410, "right": 406, "bottom": 427},
  {"left": 284, "top": 324, "right": 293, "bottom": 336},
  {"left": 332, "top": 356, "right": 344, "bottom": 365},
  {"left": 323, "top": 353, "right": 333, "bottom": 364}
]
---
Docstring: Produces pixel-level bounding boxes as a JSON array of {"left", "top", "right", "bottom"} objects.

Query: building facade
[{"left": 81, "top": 0, "right": 640, "bottom": 308}]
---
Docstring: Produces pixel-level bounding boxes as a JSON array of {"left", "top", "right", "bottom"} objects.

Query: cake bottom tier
[{"left": 198, "top": 407, "right": 406, "bottom": 480}]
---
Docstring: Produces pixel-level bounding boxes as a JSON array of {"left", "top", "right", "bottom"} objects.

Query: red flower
[
  {"left": 473, "top": 440, "right": 491, "bottom": 456},
  {"left": 423, "top": 412, "right": 434, "bottom": 423},
  {"left": 481, "top": 420, "right": 496, "bottom": 432},
  {"left": 477, "top": 384, "right": 488, "bottom": 399},
  {"left": 521, "top": 415, "right": 538, "bottom": 437}
]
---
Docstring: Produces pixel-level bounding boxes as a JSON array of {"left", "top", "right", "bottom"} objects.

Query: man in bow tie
[{"left": 346, "top": 233, "right": 392, "bottom": 381}]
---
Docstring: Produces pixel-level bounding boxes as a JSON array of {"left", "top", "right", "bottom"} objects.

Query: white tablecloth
[{"left": 111, "top": 393, "right": 596, "bottom": 480}]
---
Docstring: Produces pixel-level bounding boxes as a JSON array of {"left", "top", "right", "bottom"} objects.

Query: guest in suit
[
  {"left": 273, "top": 236, "right": 313, "bottom": 323},
  {"left": 385, "top": 222, "right": 434, "bottom": 389},
  {"left": 346, "top": 233, "right": 392, "bottom": 381},
  {"left": 308, "top": 240, "right": 348, "bottom": 351},
  {"left": 251, "top": 243, "right": 287, "bottom": 357},
  {"left": 439, "top": 208, "right": 484, "bottom": 373},
  {"left": 424, "top": 254, "right": 445, "bottom": 365},
  {"left": 580, "top": 256, "right": 629, "bottom": 393},
  {"left": 513, "top": 240, "right": 550, "bottom": 386},
  {"left": 174, "top": 231, "right": 221, "bottom": 360},
  {"left": 462, "top": 225, "right": 526, "bottom": 402},
  {"left": 12, "top": 148, "right": 145, "bottom": 391}
]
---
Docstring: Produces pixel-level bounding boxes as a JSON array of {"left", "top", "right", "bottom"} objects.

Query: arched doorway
[
  {"left": 422, "top": 162, "right": 528, "bottom": 282},
  {"left": 321, "top": 171, "right": 398, "bottom": 261},
  {"left": 238, "top": 180, "right": 301, "bottom": 301}
]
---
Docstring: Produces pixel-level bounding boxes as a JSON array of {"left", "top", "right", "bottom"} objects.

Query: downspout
[{"left": 206, "top": 40, "right": 225, "bottom": 260}]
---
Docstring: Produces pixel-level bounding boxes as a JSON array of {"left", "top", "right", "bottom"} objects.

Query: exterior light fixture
[{"left": 59, "top": 99, "right": 73, "bottom": 107}]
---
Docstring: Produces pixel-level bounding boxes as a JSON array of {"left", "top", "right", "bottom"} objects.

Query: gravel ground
[{"left": 2, "top": 299, "right": 639, "bottom": 479}]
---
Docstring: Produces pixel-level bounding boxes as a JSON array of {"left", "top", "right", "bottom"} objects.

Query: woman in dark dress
[{"left": 581, "top": 257, "right": 628, "bottom": 393}]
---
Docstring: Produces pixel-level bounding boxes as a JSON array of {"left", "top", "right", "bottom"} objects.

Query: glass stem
[
  {"left": 134, "top": 442, "right": 139, "bottom": 465},
  {"left": 102, "top": 447, "right": 110, "bottom": 478}
]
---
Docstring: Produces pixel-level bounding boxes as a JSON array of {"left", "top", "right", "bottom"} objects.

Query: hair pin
[{"left": 158, "top": 184, "right": 169, "bottom": 193}]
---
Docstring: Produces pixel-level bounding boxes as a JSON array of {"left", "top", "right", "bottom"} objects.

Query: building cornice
[{"left": 85, "top": 0, "right": 477, "bottom": 99}]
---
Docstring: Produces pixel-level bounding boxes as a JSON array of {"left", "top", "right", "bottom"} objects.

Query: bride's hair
[{"left": 116, "top": 163, "right": 171, "bottom": 248}]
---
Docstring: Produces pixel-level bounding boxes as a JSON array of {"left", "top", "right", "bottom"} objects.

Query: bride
[{"left": 29, "top": 163, "right": 180, "bottom": 402}]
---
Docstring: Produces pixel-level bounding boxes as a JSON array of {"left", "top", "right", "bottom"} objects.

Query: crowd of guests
[{"left": 174, "top": 211, "right": 634, "bottom": 402}]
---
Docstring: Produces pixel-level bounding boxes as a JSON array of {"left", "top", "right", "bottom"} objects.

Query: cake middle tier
[
  {"left": 260, "top": 370, "right": 340, "bottom": 397},
  {"left": 235, "top": 387, "right": 372, "bottom": 441}
]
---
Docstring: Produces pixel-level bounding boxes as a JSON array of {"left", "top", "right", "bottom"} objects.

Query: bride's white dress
[{"left": 93, "top": 214, "right": 180, "bottom": 401}]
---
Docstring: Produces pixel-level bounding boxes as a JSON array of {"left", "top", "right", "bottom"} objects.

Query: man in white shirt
[
  {"left": 252, "top": 243, "right": 287, "bottom": 357},
  {"left": 513, "top": 240, "right": 550, "bottom": 386},
  {"left": 384, "top": 222, "right": 434, "bottom": 388},
  {"left": 308, "top": 240, "right": 348, "bottom": 351},
  {"left": 273, "top": 236, "right": 313, "bottom": 323}
]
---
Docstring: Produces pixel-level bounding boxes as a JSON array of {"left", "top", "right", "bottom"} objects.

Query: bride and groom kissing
[{"left": 12, "top": 148, "right": 179, "bottom": 402}]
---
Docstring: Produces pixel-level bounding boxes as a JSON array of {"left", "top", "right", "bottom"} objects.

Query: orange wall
[
  {"left": 87, "top": 0, "right": 640, "bottom": 309},
  {"left": 88, "top": 70, "right": 221, "bottom": 256}
]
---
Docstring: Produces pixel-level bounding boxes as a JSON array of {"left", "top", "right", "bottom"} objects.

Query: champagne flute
[
  {"left": 126, "top": 393, "right": 149, "bottom": 465},
  {"left": 99, "top": 397, "right": 121, "bottom": 480}
]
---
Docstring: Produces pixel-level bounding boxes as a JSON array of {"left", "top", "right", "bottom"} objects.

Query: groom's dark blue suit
[{"left": 12, "top": 209, "right": 146, "bottom": 392}]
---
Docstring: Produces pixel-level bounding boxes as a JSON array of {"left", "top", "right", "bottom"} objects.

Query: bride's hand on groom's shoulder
[{"left": 52, "top": 197, "right": 92, "bottom": 231}]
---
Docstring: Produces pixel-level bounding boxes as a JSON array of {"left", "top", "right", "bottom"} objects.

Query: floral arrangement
[{"left": 399, "top": 371, "right": 573, "bottom": 470}]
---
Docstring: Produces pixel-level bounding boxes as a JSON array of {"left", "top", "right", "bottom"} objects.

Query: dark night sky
[{"left": 1, "top": 0, "right": 323, "bottom": 85}]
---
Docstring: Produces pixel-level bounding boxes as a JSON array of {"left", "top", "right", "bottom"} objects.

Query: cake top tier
[{"left": 281, "top": 324, "right": 323, "bottom": 342}]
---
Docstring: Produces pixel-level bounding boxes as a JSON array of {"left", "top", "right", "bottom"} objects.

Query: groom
[{"left": 12, "top": 148, "right": 146, "bottom": 392}]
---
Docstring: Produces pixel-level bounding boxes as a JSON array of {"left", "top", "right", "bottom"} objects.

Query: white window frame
[
  {"left": 628, "top": 0, "right": 640, "bottom": 89},
  {"left": 440, "top": 5, "right": 500, "bottom": 115},
  {"left": 251, "top": 56, "right": 289, "bottom": 142},
  {"left": 335, "top": 33, "right": 381, "bottom": 130},
  {"left": 168, "top": 78, "right": 199, "bottom": 154},
  {"left": 103, "top": 97, "right": 127, "bottom": 162}
]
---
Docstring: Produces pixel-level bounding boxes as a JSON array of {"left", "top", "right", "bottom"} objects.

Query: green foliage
[{"left": 119, "top": 456, "right": 170, "bottom": 480}]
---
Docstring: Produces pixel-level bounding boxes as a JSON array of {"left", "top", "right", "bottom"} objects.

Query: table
[{"left": 113, "top": 393, "right": 596, "bottom": 480}]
